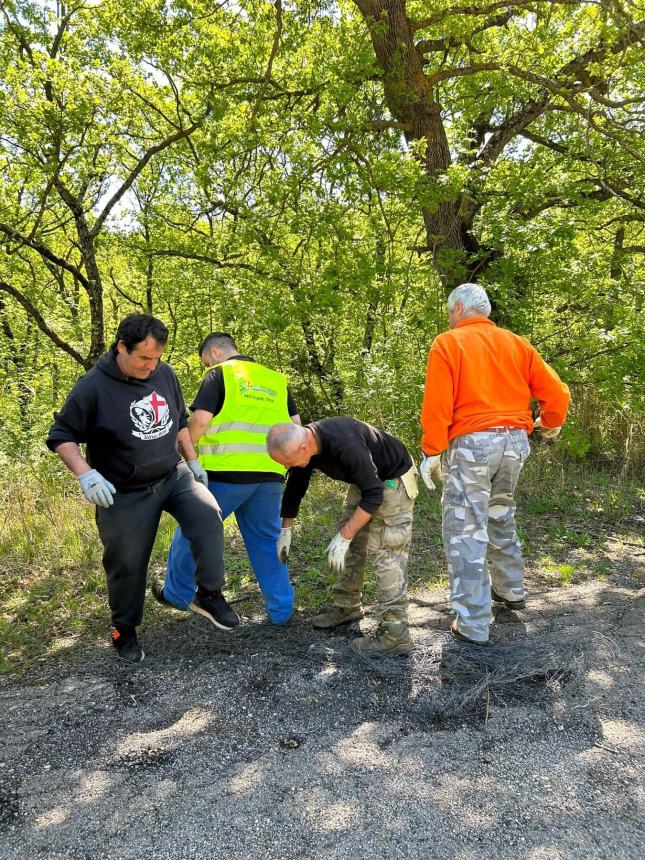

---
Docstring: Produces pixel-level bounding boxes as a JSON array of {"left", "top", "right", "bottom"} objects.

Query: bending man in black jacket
[
  {"left": 267, "top": 418, "right": 418, "bottom": 657},
  {"left": 47, "top": 314, "right": 239, "bottom": 663}
]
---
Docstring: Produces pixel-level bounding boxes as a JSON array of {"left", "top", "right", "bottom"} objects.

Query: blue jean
[{"left": 164, "top": 480, "right": 293, "bottom": 624}]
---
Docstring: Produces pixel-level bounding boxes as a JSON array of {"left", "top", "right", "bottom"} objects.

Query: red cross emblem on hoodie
[{"left": 150, "top": 392, "right": 167, "bottom": 423}]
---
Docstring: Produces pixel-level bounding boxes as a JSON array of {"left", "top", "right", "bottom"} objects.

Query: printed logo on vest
[
  {"left": 239, "top": 380, "right": 277, "bottom": 399},
  {"left": 130, "top": 391, "right": 173, "bottom": 440}
]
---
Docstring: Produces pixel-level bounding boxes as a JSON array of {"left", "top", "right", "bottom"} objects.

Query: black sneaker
[
  {"left": 151, "top": 575, "right": 172, "bottom": 608},
  {"left": 189, "top": 588, "right": 240, "bottom": 631},
  {"left": 111, "top": 626, "right": 145, "bottom": 663}
]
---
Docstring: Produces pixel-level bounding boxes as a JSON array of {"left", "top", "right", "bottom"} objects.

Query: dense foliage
[{"left": 0, "top": 1, "right": 642, "bottom": 466}]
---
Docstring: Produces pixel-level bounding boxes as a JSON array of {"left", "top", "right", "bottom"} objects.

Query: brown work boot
[
  {"left": 311, "top": 605, "right": 364, "bottom": 629},
  {"left": 351, "top": 622, "right": 412, "bottom": 657}
]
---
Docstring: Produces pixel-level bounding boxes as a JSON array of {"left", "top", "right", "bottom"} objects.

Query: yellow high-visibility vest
[{"left": 198, "top": 359, "right": 290, "bottom": 475}]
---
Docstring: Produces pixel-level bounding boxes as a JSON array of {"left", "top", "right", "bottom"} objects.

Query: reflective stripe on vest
[
  {"left": 199, "top": 443, "right": 267, "bottom": 455},
  {"left": 198, "top": 359, "right": 290, "bottom": 475}
]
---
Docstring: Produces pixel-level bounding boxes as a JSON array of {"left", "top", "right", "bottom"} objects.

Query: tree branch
[
  {"left": 0, "top": 222, "right": 90, "bottom": 289},
  {"left": 417, "top": 11, "right": 516, "bottom": 53},
  {"left": 91, "top": 115, "right": 207, "bottom": 238},
  {"left": 426, "top": 63, "right": 498, "bottom": 86},
  {"left": 108, "top": 269, "right": 143, "bottom": 309},
  {"left": 413, "top": 0, "right": 594, "bottom": 31},
  {"left": 139, "top": 248, "right": 294, "bottom": 286},
  {"left": 248, "top": 0, "right": 283, "bottom": 127},
  {"left": 370, "top": 119, "right": 412, "bottom": 131},
  {"left": 0, "top": 280, "right": 87, "bottom": 367}
]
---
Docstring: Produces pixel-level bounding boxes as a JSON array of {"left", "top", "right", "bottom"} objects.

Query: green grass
[{"left": 0, "top": 448, "right": 642, "bottom": 675}]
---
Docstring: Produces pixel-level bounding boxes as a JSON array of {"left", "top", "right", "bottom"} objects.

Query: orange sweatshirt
[{"left": 421, "top": 317, "right": 571, "bottom": 455}]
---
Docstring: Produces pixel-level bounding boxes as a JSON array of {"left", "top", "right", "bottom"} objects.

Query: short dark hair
[
  {"left": 110, "top": 314, "right": 169, "bottom": 353},
  {"left": 199, "top": 331, "right": 237, "bottom": 355}
]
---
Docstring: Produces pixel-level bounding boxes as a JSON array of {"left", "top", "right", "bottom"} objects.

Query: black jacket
[
  {"left": 47, "top": 352, "right": 189, "bottom": 490},
  {"left": 281, "top": 417, "right": 412, "bottom": 518}
]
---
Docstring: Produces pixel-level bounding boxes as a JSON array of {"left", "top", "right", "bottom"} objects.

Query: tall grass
[{"left": 0, "top": 446, "right": 642, "bottom": 675}]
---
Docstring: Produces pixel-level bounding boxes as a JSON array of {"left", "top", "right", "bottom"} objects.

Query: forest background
[{"left": 0, "top": 0, "right": 642, "bottom": 671}]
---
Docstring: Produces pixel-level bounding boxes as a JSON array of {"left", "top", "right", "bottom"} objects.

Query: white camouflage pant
[{"left": 442, "top": 428, "right": 530, "bottom": 642}]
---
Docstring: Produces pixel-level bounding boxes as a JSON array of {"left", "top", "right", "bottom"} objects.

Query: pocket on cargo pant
[{"left": 382, "top": 512, "right": 413, "bottom": 549}]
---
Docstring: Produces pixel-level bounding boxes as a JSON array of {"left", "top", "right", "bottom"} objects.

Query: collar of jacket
[{"left": 453, "top": 317, "right": 496, "bottom": 329}]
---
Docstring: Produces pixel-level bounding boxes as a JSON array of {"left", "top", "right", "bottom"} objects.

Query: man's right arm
[
  {"left": 47, "top": 387, "right": 115, "bottom": 507},
  {"left": 280, "top": 464, "right": 313, "bottom": 524},
  {"left": 186, "top": 367, "right": 224, "bottom": 446},
  {"left": 46, "top": 385, "right": 91, "bottom": 453},
  {"left": 188, "top": 409, "right": 213, "bottom": 446},
  {"left": 287, "top": 389, "right": 301, "bottom": 425},
  {"left": 420, "top": 339, "right": 455, "bottom": 455},
  {"left": 55, "top": 442, "right": 92, "bottom": 477}
]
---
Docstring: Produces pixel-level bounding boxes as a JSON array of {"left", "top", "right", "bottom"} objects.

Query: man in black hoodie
[{"left": 47, "top": 314, "right": 239, "bottom": 663}]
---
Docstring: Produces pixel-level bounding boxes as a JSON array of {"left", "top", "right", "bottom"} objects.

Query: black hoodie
[{"left": 47, "top": 352, "right": 189, "bottom": 491}]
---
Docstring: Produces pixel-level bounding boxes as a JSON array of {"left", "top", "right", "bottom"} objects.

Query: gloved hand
[
  {"left": 187, "top": 459, "right": 209, "bottom": 486},
  {"left": 326, "top": 532, "right": 352, "bottom": 573},
  {"left": 534, "top": 416, "right": 561, "bottom": 439},
  {"left": 420, "top": 454, "right": 442, "bottom": 490},
  {"left": 277, "top": 527, "right": 292, "bottom": 563},
  {"left": 78, "top": 469, "right": 116, "bottom": 508}
]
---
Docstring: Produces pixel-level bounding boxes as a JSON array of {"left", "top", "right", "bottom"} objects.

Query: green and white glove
[
  {"left": 78, "top": 469, "right": 116, "bottom": 508},
  {"left": 277, "top": 527, "right": 292, "bottom": 564},
  {"left": 326, "top": 532, "right": 352, "bottom": 573},
  {"left": 534, "top": 416, "right": 561, "bottom": 440},
  {"left": 187, "top": 459, "right": 209, "bottom": 486},
  {"left": 420, "top": 454, "right": 442, "bottom": 490}
]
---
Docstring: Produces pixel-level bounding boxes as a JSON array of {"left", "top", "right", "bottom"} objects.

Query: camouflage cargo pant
[
  {"left": 332, "top": 473, "right": 416, "bottom": 625},
  {"left": 442, "top": 428, "right": 530, "bottom": 642}
]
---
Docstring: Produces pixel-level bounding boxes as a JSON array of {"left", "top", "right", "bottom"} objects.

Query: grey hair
[
  {"left": 447, "top": 283, "right": 491, "bottom": 318},
  {"left": 266, "top": 422, "right": 307, "bottom": 456}
]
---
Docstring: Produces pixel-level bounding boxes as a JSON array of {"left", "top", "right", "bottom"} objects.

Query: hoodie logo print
[{"left": 130, "top": 391, "right": 173, "bottom": 440}]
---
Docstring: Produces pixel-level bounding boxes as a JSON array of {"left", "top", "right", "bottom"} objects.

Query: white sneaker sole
[
  {"left": 189, "top": 601, "right": 239, "bottom": 632},
  {"left": 115, "top": 649, "right": 145, "bottom": 664}
]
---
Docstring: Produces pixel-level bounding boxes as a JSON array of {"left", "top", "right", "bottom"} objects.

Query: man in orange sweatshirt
[{"left": 420, "top": 283, "right": 570, "bottom": 644}]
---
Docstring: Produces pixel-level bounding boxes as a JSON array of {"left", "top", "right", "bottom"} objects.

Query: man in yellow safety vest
[{"left": 153, "top": 332, "right": 300, "bottom": 625}]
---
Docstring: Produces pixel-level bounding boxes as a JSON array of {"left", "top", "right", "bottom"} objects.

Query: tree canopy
[{"left": 0, "top": 0, "right": 642, "bottom": 461}]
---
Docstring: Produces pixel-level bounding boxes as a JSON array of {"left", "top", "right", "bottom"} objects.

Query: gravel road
[{"left": 1, "top": 578, "right": 643, "bottom": 859}]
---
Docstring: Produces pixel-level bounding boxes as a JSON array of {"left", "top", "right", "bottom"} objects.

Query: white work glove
[
  {"left": 78, "top": 469, "right": 116, "bottom": 508},
  {"left": 420, "top": 454, "right": 442, "bottom": 490},
  {"left": 277, "top": 527, "right": 292, "bottom": 564},
  {"left": 187, "top": 459, "right": 209, "bottom": 486},
  {"left": 534, "top": 416, "right": 561, "bottom": 440},
  {"left": 326, "top": 532, "right": 352, "bottom": 573}
]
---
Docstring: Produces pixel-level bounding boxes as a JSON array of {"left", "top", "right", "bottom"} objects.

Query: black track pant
[{"left": 96, "top": 463, "right": 224, "bottom": 628}]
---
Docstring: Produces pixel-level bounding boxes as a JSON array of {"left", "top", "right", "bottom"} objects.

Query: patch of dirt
[{"left": 1, "top": 555, "right": 643, "bottom": 859}]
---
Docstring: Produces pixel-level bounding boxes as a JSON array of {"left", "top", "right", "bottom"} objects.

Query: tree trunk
[{"left": 353, "top": 0, "right": 476, "bottom": 289}]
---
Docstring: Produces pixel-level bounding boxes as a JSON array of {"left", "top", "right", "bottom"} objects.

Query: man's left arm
[
  {"left": 324, "top": 443, "right": 381, "bottom": 572},
  {"left": 170, "top": 370, "right": 209, "bottom": 485},
  {"left": 336, "top": 443, "right": 384, "bottom": 540},
  {"left": 527, "top": 346, "right": 571, "bottom": 430},
  {"left": 177, "top": 419, "right": 209, "bottom": 486},
  {"left": 177, "top": 427, "right": 199, "bottom": 462}
]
